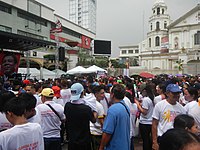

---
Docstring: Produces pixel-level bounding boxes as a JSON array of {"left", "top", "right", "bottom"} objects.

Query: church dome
[{"left": 153, "top": 0, "right": 167, "bottom": 9}]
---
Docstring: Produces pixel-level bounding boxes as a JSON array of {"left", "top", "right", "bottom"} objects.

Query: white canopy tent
[
  {"left": 66, "top": 66, "right": 87, "bottom": 74},
  {"left": 18, "top": 68, "right": 40, "bottom": 79},
  {"left": 86, "top": 65, "right": 107, "bottom": 73},
  {"left": 41, "top": 68, "right": 56, "bottom": 79},
  {"left": 52, "top": 69, "right": 66, "bottom": 77}
]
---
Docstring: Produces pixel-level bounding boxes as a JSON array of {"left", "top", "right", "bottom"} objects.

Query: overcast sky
[{"left": 38, "top": 0, "right": 199, "bottom": 57}]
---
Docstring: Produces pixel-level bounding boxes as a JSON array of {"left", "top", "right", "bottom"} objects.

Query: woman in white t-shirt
[
  {"left": 60, "top": 80, "right": 71, "bottom": 105},
  {"left": 135, "top": 84, "right": 154, "bottom": 150},
  {"left": 184, "top": 86, "right": 200, "bottom": 128},
  {"left": 184, "top": 86, "right": 198, "bottom": 112},
  {"left": 154, "top": 83, "right": 166, "bottom": 105}
]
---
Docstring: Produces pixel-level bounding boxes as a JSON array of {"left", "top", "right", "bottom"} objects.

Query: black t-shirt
[{"left": 64, "top": 102, "right": 94, "bottom": 144}]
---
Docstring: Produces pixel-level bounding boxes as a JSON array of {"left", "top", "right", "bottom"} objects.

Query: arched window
[
  {"left": 150, "top": 23, "right": 153, "bottom": 31},
  {"left": 194, "top": 31, "right": 200, "bottom": 45},
  {"left": 156, "top": 21, "right": 160, "bottom": 30},
  {"left": 155, "top": 36, "right": 160, "bottom": 46},
  {"left": 162, "top": 9, "right": 164, "bottom": 14},
  {"left": 149, "top": 38, "right": 151, "bottom": 47},
  {"left": 157, "top": 7, "right": 160, "bottom": 15},
  {"left": 164, "top": 21, "right": 167, "bottom": 29}
]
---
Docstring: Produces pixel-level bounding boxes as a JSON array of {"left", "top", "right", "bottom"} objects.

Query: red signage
[{"left": 81, "top": 35, "right": 91, "bottom": 49}]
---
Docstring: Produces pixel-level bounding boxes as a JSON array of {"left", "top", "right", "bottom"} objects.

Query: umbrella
[
  {"left": 139, "top": 72, "right": 155, "bottom": 78},
  {"left": 175, "top": 74, "right": 183, "bottom": 77}
]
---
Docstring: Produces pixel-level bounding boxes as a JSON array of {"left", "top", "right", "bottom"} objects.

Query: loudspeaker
[{"left": 58, "top": 47, "right": 65, "bottom": 61}]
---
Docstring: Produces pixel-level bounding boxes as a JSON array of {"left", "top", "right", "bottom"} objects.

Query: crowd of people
[{"left": 0, "top": 73, "right": 200, "bottom": 150}]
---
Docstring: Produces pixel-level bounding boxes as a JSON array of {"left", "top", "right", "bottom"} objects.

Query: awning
[{"left": 0, "top": 30, "right": 56, "bottom": 51}]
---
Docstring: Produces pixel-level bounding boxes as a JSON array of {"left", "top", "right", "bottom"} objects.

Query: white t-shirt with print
[
  {"left": 0, "top": 122, "right": 44, "bottom": 150},
  {"left": 186, "top": 101, "right": 200, "bottom": 128},
  {"left": 36, "top": 101, "right": 65, "bottom": 138},
  {"left": 0, "top": 113, "right": 12, "bottom": 131},
  {"left": 90, "top": 101, "right": 105, "bottom": 135},
  {"left": 152, "top": 100, "right": 186, "bottom": 136},
  {"left": 139, "top": 97, "right": 154, "bottom": 125}
]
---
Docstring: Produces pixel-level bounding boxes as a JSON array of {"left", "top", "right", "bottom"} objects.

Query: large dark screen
[{"left": 94, "top": 40, "right": 111, "bottom": 55}]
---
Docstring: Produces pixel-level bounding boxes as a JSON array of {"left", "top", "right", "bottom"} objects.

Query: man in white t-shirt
[
  {"left": 0, "top": 96, "right": 44, "bottom": 150},
  {"left": 90, "top": 85, "right": 105, "bottom": 150},
  {"left": 36, "top": 88, "right": 65, "bottom": 150},
  {"left": 152, "top": 84, "right": 186, "bottom": 150},
  {"left": 0, "top": 91, "right": 15, "bottom": 132}
]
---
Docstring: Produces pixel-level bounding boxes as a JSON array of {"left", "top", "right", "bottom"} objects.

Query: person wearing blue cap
[
  {"left": 152, "top": 84, "right": 186, "bottom": 150},
  {"left": 64, "top": 83, "right": 96, "bottom": 150}
]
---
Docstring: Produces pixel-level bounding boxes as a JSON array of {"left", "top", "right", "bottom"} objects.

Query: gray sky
[{"left": 38, "top": 0, "right": 199, "bottom": 57}]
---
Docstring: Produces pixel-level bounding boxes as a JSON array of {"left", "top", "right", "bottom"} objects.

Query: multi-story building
[
  {"left": 139, "top": 0, "right": 200, "bottom": 75},
  {"left": 69, "top": 0, "right": 96, "bottom": 33},
  {"left": 119, "top": 45, "right": 139, "bottom": 66},
  {"left": 0, "top": 0, "right": 95, "bottom": 79}
]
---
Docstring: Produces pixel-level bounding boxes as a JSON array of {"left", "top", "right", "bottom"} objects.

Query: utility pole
[{"left": 26, "top": 51, "right": 30, "bottom": 79}]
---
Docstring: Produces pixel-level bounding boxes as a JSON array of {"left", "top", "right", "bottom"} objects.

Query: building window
[
  {"left": 162, "top": 9, "right": 164, "bottom": 14},
  {"left": 128, "top": 50, "right": 133, "bottom": 54},
  {"left": 174, "top": 37, "right": 179, "bottom": 49},
  {"left": 157, "top": 7, "right": 160, "bottom": 15},
  {"left": 164, "top": 21, "right": 167, "bottom": 29},
  {"left": 0, "top": 3, "right": 11, "bottom": 14},
  {"left": 150, "top": 23, "right": 153, "bottom": 31},
  {"left": 17, "top": 10, "right": 47, "bottom": 27},
  {"left": 0, "top": 25, "right": 12, "bottom": 32},
  {"left": 155, "top": 36, "right": 160, "bottom": 46},
  {"left": 135, "top": 49, "right": 139, "bottom": 53},
  {"left": 122, "top": 50, "right": 126, "bottom": 54},
  {"left": 156, "top": 21, "right": 160, "bottom": 30},
  {"left": 194, "top": 31, "right": 200, "bottom": 45},
  {"left": 149, "top": 38, "right": 151, "bottom": 47}
]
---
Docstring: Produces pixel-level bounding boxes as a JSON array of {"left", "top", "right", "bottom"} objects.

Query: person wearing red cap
[{"left": 52, "top": 86, "right": 64, "bottom": 106}]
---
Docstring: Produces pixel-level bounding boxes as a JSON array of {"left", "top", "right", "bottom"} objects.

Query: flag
[{"left": 50, "top": 19, "right": 62, "bottom": 33}]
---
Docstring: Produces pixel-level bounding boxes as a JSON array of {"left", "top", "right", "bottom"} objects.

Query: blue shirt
[{"left": 103, "top": 100, "right": 130, "bottom": 150}]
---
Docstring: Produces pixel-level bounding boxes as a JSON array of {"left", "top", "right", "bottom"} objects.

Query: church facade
[{"left": 139, "top": 0, "right": 200, "bottom": 75}]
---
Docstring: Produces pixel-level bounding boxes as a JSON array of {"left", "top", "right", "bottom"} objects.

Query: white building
[
  {"left": 69, "top": 0, "right": 97, "bottom": 33},
  {"left": 119, "top": 45, "right": 139, "bottom": 66},
  {"left": 139, "top": 0, "right": 200, "bottom": 75}
]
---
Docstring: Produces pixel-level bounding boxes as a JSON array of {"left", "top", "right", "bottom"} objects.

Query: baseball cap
[
  {"left": 41, "top": 88, "right": 54, "bottom": 97},
  {"left": 23, "top": 79, "right": 30, "bottom": 85},
  {"left": 52, "top": 86, "right": 61, "bottom": 98},
  {"left": 70, "top": 83, "right": 84, "bottom": 101},
  {"left": 166, "top": 84, "right": 182, "bottom": 93}
]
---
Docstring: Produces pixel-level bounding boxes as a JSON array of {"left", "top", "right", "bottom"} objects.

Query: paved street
[{"left": 62, "top": 137, "right": 143, "bottom": 150}]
